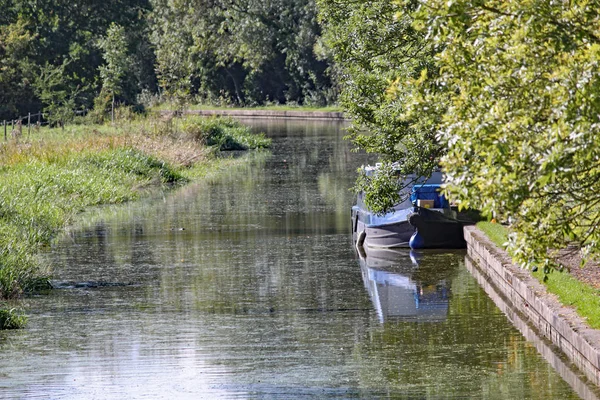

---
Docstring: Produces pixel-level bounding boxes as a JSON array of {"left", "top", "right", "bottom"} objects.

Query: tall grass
[
  {"left": 0, "top": 113, "right": 268, "bottom": 328},
  {"left": 0, "top": 148, "right": 185, "bottom": 298},
  {"left": 180, "top": 115, "right": 271, "bottom": 150}
]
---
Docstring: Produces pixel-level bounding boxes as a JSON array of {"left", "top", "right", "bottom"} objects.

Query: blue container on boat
[{"left": 410, "top": 184, "right": 449, "bottom": 208}]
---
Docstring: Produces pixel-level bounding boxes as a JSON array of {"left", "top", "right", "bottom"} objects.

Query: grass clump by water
[
  {"left": 180, "top": 116, "right": 271, "bottom": 150},
  {"left": 476, "top": 221, "right": 600, "bottom": 329},
  {"left": 0, "top": 306, "right": 27, "bottom": 329},
  {"left": 0, "top": 112, "right": 268, "bottom": 328}
]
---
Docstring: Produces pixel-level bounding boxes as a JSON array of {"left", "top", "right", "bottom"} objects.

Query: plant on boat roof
[{"left": 355, "top": 161, "right": 440, "bottom": 214}]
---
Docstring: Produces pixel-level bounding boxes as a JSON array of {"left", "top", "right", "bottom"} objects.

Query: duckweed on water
[{"left": 0, "top": 114, "right": 268, "bottom": 327}]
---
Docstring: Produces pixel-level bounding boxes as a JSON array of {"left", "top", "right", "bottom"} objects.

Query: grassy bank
[
  {"left": 476, "top": 221, "right": 600, "bottom": 329},
  {"left": 150, "top": 102, "right": 343, "bottom": 113},
  {"left": 0, "top": 114, "right": 270, "bottom": 329}
]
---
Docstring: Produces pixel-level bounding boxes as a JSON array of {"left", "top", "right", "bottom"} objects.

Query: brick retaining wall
[
  {"left": 464, "top": 225, "right": 600, "bottom": 389},
  {"left": 464, "top": 254, "right": 600, "bottom": 399}
]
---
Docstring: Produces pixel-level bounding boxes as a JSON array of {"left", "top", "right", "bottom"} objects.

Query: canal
[{"left": 0, "top": 120, "right": 592, "bottom": 398}]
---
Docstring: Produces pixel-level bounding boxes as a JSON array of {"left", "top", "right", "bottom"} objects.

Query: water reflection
[
  {"left": 0, "top": 119, "right": 592, "bottom": 399},
  {"left": 465, "top": 255, "right": 600, "bottom": 400},
  {"left": 359, "top": 249, "right": 451, "bottom": 323}
]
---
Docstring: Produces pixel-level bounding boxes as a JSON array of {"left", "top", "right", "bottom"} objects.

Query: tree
[
  {"left": 33, "top": 61, "right": 81, "bottom": 128},
  {"left": 318, "top": 0, "right": 442, "bottom": 213},
  {"left": 98, "top": 23, "right": 130, "bottom": 122},
  {"left": 0, "top": 0, "right": 154, "bottom": 119},
  {"left": 319, "top": 0, "right": 600, "bottom": 270},
  {"left": 0, "top": 18, "right": 37, "bottom": 120},
  {"left": 410, "top": 0, "right": 600, "bottom": 270},
  {"left": 149, "top": 0, "right": 195, "bottom": 108},
  {"left": 150, "top": 0, "right": 334, "bottom": 106}
]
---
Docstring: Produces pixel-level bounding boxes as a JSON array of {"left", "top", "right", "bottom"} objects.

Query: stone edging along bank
[
  {"left": 161, "top": 109, "right": 347, "bottom": 120},
  {"left": 465, "top": 226, "right": 600, "bottom": 387}
]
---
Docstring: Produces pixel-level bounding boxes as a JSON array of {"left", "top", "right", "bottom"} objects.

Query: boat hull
[
  {"left": 362, "top": 220, "right": 413, "bottom": 248},
  {"left": 352, "top": 206, "right": 413, "bottom": 249},
  {"left": 352, "top": 206, "right": 468, "bottom": 250},
  {"left": 407, "top": 208, "right": 467, "bottom": 249}
]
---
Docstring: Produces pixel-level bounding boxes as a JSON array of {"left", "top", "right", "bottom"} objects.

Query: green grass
[
  {"left": 531, "top": 267, "right": 600, "bottom": 329},
  {"left": 476, "top": 221, "right": 600, "bottom": 329},
  {"left": 0, "top": 148, "right": 185, "bottom": 299},
  {"left": 476, "top": 221, "right": 508, "bottom": 248},
  {"left": 0, "top": 113, "right": 269, "bottom": 328},
  {"left": 152, "top": 102, "right": 343, "bottom": 113},
  {"left": 0, "top": 306, "right": 27, "bottom": 329}
]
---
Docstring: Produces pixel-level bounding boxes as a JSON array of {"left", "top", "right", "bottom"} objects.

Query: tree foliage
[
  {"left": 416, "top": 0, "right": 600, "bottom": 270},
  {"left": 150, "top": 0, "right": 335, "bottom": 106},
  {"left": 0, "top": 17, "right": 37, "bottom": 118},
  {"left": 318, "top": 0, "right": 442, "bottom": 212},
  {"left": 97, "top": 23, "right": 131, "bottom": 120},
  {"left": 33, "top": 61, "right": 80, "bottom": 127},
  {"left": 0, "top": 0, "right": 335, "bottom": 120},
  {"left": 0, "top": 0, "right": 154, "bottom": 120},
  {"left": 98, "top": 23, "right": 130, "bottom": 100},
  {"left": 320, "top": 0, "right": 600, "bottom": 269}
]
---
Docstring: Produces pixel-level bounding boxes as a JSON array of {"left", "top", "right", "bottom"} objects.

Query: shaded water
[{"left": 0, "top": 120, "right": 594, "bottom": 399}]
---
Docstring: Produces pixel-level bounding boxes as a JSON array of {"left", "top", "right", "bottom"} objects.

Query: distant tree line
[{"left": 0, "top": 0, "right": 336, "bottom": 120}]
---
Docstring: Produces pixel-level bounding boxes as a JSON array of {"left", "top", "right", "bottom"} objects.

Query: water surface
[{"left": 0, "top": 119, "right": 592, "bottom": 399}]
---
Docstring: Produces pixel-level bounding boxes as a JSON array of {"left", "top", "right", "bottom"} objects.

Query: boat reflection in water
[{"left": 359, "top": 247, "right": 455, "bottom": 323}]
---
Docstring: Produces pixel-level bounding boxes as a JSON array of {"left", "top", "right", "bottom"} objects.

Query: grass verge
[
  {"left": 476, "top": 221, "right": 600, "bottom": 329},
  {"left": 151, "top": 102, "right": 343, "bottom": 113},
  {"left": 476, "top": 221, "right": 508, "bottom": 248},
  {"left": 531, "top": 268, "right": 600, "bottom": 329},
  {"left": 0, "top": 113, "right": 269, "bottom": 328}
]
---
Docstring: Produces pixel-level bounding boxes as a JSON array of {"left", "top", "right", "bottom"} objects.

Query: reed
[{"left": 0, "top": 306, "right": 27, "bottom": 329}]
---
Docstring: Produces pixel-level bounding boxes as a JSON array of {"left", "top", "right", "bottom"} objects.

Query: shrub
[
  {"left": 0, "top": 306, "right": 27, "bottom": 329},
  {"left": 181, "top": 116, "right": 271, "bottom": 150}
]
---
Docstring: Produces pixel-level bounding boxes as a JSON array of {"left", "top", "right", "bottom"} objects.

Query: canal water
[{"left": 0, "top": 120, "right": 593, "bottom": 399}]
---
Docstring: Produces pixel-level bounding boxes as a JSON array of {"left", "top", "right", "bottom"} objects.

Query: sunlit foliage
[
  {"left": 318, "top": 0, "right": 442, "bottom": 213},
  {"left": 320, "top": 0, "right": 600, "bottom": 269}
]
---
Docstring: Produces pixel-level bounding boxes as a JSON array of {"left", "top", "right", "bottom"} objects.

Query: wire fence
[{"left": 2, "top": 110, "right": 89, "bottom": 141}]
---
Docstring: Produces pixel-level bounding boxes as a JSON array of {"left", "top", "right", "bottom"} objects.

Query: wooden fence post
[
  {"left": 28, "top": 113, "right": 31, "bottom": 137},
  {"left": 3, "top": 120, "right": 6, "bottom": 141}
]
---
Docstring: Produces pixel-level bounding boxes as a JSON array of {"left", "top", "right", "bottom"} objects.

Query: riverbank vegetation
[
  {"left": 151, "top": 103, "right": 344, "bottom": 113},
  {"left": 0, "top": 113, "right": 270, "bottom": 328},
  {"left": 319, "top": 1, "right": 600, "bottom": 273},
  {"left": 1, "top": 0, "right": 337, "bottom": 122}
]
